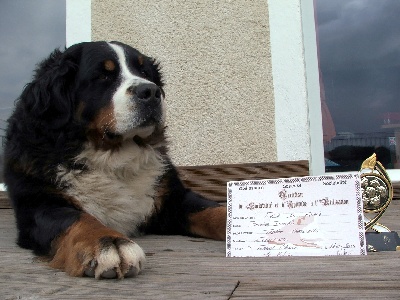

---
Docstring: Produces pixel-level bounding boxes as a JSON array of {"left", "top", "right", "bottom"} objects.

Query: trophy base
[{"left": 366, "top": 231, "right": 400, "bottom": 252}]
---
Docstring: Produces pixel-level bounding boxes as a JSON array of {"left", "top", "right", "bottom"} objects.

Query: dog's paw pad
[
  {"left": 84, "top": 260, "right": 97, "bottom": 277},
  {"left": 124, "top": 265, "right": 140, "bottom": 278},
  {"left": 100, "top": 268, "right": 118, "bottom": 279}
]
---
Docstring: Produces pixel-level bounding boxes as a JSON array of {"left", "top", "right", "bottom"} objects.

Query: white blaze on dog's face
[{"left": 108, "top": 43, "right": 165, "bottom": 141}]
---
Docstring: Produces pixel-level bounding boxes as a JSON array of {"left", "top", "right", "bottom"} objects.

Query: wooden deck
[{"left": 0, "top": 200, "right": 399, "bottom": 299}]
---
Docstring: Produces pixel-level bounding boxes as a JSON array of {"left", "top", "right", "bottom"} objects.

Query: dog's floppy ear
[{"left": 21, "top": 43, "right": 84, "bottom": 129}]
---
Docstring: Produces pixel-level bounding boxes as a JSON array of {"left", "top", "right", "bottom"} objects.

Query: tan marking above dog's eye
[
  {"left": 138, "top": 56, "right": 144, "bottom": 66},
  {"left": 104, "top": 60, "right": 116, "bottom": 71}
]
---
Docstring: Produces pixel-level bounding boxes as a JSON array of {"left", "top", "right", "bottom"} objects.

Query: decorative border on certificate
[{"left": 226, "top": 174, "right": 366, "bottom": 257}]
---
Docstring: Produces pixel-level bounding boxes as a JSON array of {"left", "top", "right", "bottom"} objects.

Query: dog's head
[{"left": 21, "top": 41, "right": 165, "bottom": 151}]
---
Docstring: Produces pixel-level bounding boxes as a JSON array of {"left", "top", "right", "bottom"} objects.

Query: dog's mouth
[
  {"left": 132, "top": 135, "right": 147, "bottom": 147},
  {"left": 104, "top": 125, "right": 156, "bottom": 147},
  {"left": 104, "top": 131, "right": 120, "bottom": 141}
]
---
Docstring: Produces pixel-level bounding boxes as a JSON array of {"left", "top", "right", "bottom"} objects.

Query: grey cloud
[
  {"left": 317, "top": 0, "right": 400, "bottom": 70},
  {"left": 316, "top": 0, "right": 400, "bottom": 134}
]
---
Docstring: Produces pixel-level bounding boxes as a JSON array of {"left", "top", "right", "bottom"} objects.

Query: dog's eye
[
  {"left": 140, "top": 70, "right": 148, "bottom": 78},
  {"left": 98, "top": 74, "right": 109, "bottom": 81}
]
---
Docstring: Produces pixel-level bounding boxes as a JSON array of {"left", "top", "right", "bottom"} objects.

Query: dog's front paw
[
  {"left": 49, "top": 214, "right": 146, "bottom": 279},
  {"left": 82, "top": 237, "right": 146, "bottom": 279}
]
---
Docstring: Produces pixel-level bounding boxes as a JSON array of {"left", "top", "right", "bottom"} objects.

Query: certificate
[{"left": 226, "top": 173, "right": 366, "bottom": 257}]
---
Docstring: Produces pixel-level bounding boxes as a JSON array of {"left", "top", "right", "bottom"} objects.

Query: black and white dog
[{"left": 4, "top": 41, "right": 226, "bottom": 279}]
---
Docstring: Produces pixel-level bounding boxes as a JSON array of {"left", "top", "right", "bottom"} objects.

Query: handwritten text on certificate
[{"left": 226, "top": 174, "right": 367, "bottom": 257}]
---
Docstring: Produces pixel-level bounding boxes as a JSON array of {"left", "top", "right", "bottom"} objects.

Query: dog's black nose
[{"left": 130, "top": 83, "right": 161, "bottom": 104}]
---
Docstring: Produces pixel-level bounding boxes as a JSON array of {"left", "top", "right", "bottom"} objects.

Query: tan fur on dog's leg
[
  {"left": 188, "top": 206, "right": 226, "bottom": 241},
  {"left": 50, "top": 213, "right": 145, "bottom": 279}
]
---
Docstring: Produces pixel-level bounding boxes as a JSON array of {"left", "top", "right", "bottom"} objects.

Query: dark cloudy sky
[
  {"left": 0, "top": 0, "right": 65, "bottom": 128},
  {"left": 316, "top": 0, "right": 400, "bottom": 135}
]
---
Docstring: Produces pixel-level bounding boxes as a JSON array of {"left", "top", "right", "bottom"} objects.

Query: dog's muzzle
[{"left": 129, "top": 83, "right": 163, "bottom": 126}]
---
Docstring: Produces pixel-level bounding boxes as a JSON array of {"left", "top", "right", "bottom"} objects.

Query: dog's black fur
[{"left": 4, "top": 41, "right": 226, "bottom": 279}]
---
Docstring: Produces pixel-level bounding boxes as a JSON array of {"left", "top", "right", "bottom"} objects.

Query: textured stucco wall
[{"left": 92, "top": 0, "right": 277, "bottom": 166}]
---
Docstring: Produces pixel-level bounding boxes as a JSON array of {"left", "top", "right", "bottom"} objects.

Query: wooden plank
[
  {"left": 178, "top": 160, "right": 309, "bottom": 202},
  {"left": 0, "top": 191, "right": 10, "bottom": 209},
  {"left": 1, "top": 201, "right": 400, "bottom": 299},
  {"left": 393, "top": 182, "right": 400, "bottom": 200}
]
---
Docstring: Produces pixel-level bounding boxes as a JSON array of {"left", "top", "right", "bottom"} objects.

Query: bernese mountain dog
[{"left": 4, "top": 41, "right": 226, "bottom": 279}]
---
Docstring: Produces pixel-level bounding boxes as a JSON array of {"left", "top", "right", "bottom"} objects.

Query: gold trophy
[{"left": 360, "top": 153, "right": 400, "bottom": 251}]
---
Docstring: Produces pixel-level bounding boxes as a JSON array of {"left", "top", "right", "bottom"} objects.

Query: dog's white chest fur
[{"left": 58, "top": 142, "right": 165, "bottom": 236}]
